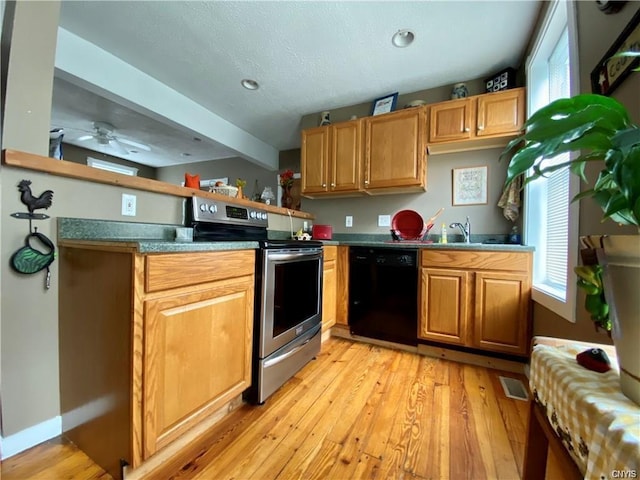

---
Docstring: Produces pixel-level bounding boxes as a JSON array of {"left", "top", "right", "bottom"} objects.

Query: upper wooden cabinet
[
  {"left": 301, "top": 120, "right": 363, "bottom": 197},
  {"left": 428, "top": 87, "right": 526, "bottom": 154},
  {"left": 363, "top": 105, "right": 427, "bottom": 193},
  {"left": 301, "top": 107, "right": 427, "bottom": 197}
]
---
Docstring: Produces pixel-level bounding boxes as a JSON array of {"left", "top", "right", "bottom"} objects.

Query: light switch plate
[
  {"left": 378, "top": 215, "right": 391, "bottom": 227},
  {"left": 345, "top": 215, "right": 353, "bottom": 227},
  {"left": 122, "top": 194, "right": 136, "bottom": 216}
]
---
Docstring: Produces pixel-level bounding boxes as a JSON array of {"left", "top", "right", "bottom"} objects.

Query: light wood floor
[{"left": 1, "top": 338, "right": 531, "bottom": 479}]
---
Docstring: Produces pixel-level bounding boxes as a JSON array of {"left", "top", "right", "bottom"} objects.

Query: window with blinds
[{"left": 524, "top": 1, "right": 579, "bottom": 320}]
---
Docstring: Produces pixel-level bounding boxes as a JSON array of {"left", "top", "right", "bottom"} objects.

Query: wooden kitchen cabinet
[
  {"left": 335, "top": 246, "right": 350, "bottom": 327},
  {"left": 302, "top": 107, "right": 427, "bottom": 197},
  {"left": 59, "top": 245, "right": 255, "bottom": 477},
  {"left": 363, "top": 106, "right": 427, "bottom": 193},
  {"left": 301, "top": 119, "right": 363, "bottom": 197},
  {"left": 322, "top": 246, "right": 350, "bottom": 335},
  {"left": 322, "top": 245, "right": 338, "bottom": 332},
  {"left": 419, "top": 267, "right": 471, "bottom": 346},
  {"left": 418, "top": 249, "right": 532, "bottom": 356},
  {"left": 428, "top": 87, "right": 525, "bottom": 154}
]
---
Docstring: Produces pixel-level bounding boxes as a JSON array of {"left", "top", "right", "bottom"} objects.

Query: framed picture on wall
[
  {"left": 452, "top": 166, "right": 488, "bottom": 205},
  {"left": 370, "top": 92, "right": 399, "bottom": 116},
  {"left": 590, "top": 9, "right": 640, "bottom": 96}
]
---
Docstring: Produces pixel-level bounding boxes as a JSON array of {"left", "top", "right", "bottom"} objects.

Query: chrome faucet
[{"left": 450, "top": 216, "right": 471, "bottom": 243}]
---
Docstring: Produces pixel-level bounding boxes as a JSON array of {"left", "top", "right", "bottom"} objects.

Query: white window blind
[
  {"left": 541, "top": 27, "right": 571, "bottom": 293},
  {"left": 524, "top": 1, "right": 579, "bottom": 321}
]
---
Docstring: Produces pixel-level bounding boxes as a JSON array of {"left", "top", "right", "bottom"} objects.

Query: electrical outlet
[
  {"left": 122, "top": 194, "right": 136, "bottom": 216},
  {"left": 345, "top": 215, "right": 353, "bottom": 227},
  {"left": 378, "top": 215, "right": 391, "bottom": 227}
]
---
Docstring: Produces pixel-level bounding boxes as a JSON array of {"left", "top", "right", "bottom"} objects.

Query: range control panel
[{"left": 190, "top": 196, "right": 268, "bottom": 227}]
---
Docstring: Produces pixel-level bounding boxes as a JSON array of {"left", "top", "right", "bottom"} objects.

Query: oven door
[{"left": 258, "top": 247, "right": 323, "bottom": 358}]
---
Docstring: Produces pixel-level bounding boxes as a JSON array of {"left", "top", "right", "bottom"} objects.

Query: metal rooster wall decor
[{"left": 10, "top": 180, "right": 56, "bottom": 289}]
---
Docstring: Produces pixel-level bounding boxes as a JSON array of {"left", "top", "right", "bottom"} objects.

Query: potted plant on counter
[{"left": 501, "top": 89, "right": 640, "bottom": 404}]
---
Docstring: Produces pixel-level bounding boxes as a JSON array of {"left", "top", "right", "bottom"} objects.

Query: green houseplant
[
  {"left": 502, "top": 51, "right": 640, "bottom": 224},
  {"left": 500, "top": 69, "right": 640, "bottom": 404},
  {"left": 500, "top": 63, "right": 640, "bottom": 404}
]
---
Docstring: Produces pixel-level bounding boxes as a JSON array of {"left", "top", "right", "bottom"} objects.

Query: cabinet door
[
  {"left": 301, "top": 126, "right": 330, "bottom": 194},
  {"left": 476, "top": 88, "right": 525, "bottom": 137},
  {"left": 142, "top": 275, "right": 254, "bottom": 458},
  {"left": 364, "top": 107, "right": 426, "bottom": 190},
  {"left": 419, "top": 267, "right": 471, "bottom": 345},
  {"left": 428, "top": 99, "right": 473, "bottom": 143},
  {"left": 472, "top": 271, "right": 530, "bottom": 355},
  {"left": 335, "top": 246, "right": 350, "bottom": 327},
  {"left": 330, "top": 120, "right": 362, "bottom": 192},
  {"left": 322, "top": 246, "right": 338, "bottom": 332}
]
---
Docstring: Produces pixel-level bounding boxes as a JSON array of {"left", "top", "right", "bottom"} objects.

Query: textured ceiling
[{"left": 52, "top": 0, "right": 542, "bottom": 169}]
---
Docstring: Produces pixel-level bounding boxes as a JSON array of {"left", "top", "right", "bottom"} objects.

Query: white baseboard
[{"left": 0, "top": 415, "right": 62, "bottom": 459}]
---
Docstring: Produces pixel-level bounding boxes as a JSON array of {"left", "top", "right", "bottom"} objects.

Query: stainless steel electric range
[{"left": 186, "top": 196, "right": 323, "bottom": 404}]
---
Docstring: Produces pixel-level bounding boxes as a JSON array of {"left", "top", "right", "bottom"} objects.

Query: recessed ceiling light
[
  {"left": 181, "top": 152, "right": 192, "bottom": 157},
  {"left": 241, "top": 79, "right": 259, "bottom": 90},
  {"left": 392, "top": 29, "right": 415, "bottom": 48},
  {"left": 129, "top": 150, "right": 138, "bottom": 154}
]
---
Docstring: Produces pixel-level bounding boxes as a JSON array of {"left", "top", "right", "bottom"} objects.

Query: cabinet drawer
[
  {"left": 421, "top": 249, "right": 530, "bottom": 271},
  {"left": 145, "top": 250, "right": 255, "bottom": 292},
  {"left": 323, "top": 245, "right": 337, "bottom": 262}
]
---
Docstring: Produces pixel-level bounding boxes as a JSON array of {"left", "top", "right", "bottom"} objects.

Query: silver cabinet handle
[
  {"left": 478, "top": 125, "right": 484, "bottom": 131},
  {"left": 464, "top": 127, "right": 470, "bottom": 132},
  {"left": 364, "top": 180, "right": 369, "bottom": 185},
  {"left": 322, "top": 183, "right": 326, "bottom": 188},
  {"left": 330, "top": 182, "right": 336, "bottom": 187}
]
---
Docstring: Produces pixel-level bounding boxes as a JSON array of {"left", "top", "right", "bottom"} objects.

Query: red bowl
[{"left": 391, "top": 210, "right": 426, "bottom": 240}]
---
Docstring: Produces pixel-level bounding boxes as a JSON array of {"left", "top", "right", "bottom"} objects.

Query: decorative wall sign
[
  {"left": 10, "top": 180, "right": 56, "bottom": 289},
  {"left": 452, "top": 166, "right": 488, "bottom": 206},
  {"left": 590, "top": 9, "right": 640, "bottom": 96}
]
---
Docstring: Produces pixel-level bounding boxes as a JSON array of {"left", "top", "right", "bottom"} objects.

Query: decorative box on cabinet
[
  {"left": 301, "top": 119, "right": 363, "bottom": 197},
  {"left": 428, "top": 87, "right": 526, "bottom": 154},
  {"left": 418, "top": 249, "right": 532, "bottom": 356},
  {"left": 59, "top": 245, "right": 255, "bottom": 478}
]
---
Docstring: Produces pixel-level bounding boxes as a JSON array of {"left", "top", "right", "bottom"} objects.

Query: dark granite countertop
[{"left": 58, "top": 218, "right": 533, "bottom": 254}]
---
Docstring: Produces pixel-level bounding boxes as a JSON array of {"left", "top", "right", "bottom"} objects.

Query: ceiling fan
[{"left": 75, "top": 121, "right": 151, "bottom": 155}]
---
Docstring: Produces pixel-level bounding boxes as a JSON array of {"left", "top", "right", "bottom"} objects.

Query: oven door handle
[
  {"left": 263, "top": 326, "right": 321, "bottom": 368},
  {"left": 267, "top": 251, "right": 322, "bottom": 262}
]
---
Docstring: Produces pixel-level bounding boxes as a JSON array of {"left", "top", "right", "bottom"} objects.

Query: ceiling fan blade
[
  {"left": 117, "top": 137, "right": 151, "bottom": 151},
  {"left": 77, "top": 135, "right": 94, "bottom": 142},
  {"left": 107, "top": 138, "right": 130, "bottom": 156}
]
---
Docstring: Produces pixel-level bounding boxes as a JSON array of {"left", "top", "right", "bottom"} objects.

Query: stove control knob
[
  {"left": 261, "top": 212, "right": 268, "bottom": 220},
  {"left": 250, "top": 211, "right": 257, "bottom": 219},
  {"left": 199, "top": 203, "right": 207, "bottom": 212},
  {"left": 208, "top": 204, "right": 217, "bottom": 213}
]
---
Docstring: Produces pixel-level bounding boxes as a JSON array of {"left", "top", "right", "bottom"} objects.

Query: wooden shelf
[{"left": 2, "top": 149, "right": 314, "bottom": 220}]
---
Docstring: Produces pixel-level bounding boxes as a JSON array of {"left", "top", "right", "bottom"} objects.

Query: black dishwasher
[{"left": 349, "top": 247, "right": 418, "bottom": 346}]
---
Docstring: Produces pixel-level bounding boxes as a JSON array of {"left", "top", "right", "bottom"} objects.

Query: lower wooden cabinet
[
  {"left": 322, "top": 246, "right": 338, "bottom": 331},
  {"left": 321, "top": 245, "right": 351, "bottom": 333},
  {"left": 419, "top": 249, "right": 532, "bottom": 356},
  {"left": 419, "top": 268, "right": 471, "bottom": 346},
  {"left": 143, "top": 275, "right": 254, "bottom": 457},
  {"left": 59, "top": 245, "right": 255, "bottom": 476}
]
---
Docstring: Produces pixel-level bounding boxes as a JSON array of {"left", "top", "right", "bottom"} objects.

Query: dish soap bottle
[{"left": 440, "top": 223, "right": 448, "bottom": 244}]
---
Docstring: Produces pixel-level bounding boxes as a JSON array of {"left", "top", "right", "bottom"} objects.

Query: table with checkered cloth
[{"left": 530, "top": 337, "right": 640, "bottom": 479}]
